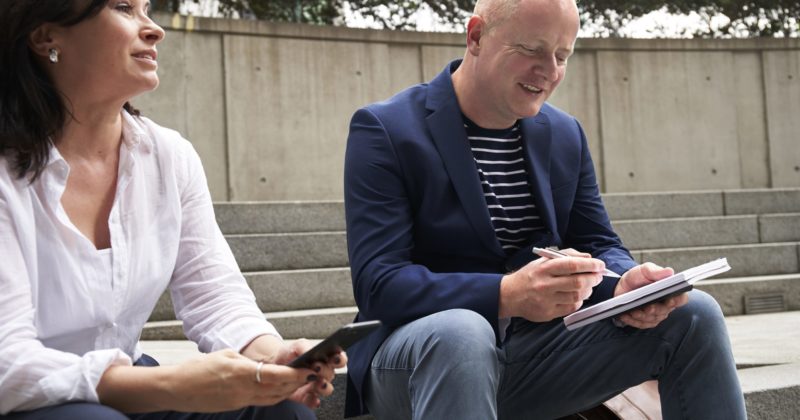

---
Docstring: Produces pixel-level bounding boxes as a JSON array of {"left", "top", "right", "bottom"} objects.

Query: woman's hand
[
  {"left": 274, "top": 339, "right": 348, "bottom": 409},
  {"left": 97, "top": 349, "right": 317, "bottom": 413},
  {"left": 240, "top": 334, "right": 348, "bottom": 408},
  {"left": 165, "top": 349, "right": 318, "bottom": 412}
]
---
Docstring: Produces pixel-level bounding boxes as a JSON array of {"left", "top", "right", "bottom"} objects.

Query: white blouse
[{"left": 0, "top": 111, "right": 279, "bottom": 413}]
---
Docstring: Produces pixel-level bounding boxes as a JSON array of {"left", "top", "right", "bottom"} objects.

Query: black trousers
[{"left": 1, "top": 355, "right": 316, "bottom": 420}]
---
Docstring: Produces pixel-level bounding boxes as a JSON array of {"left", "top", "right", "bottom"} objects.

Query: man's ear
[
  {"left": 28, "top": 23, "right": 61, "bottom": 59},
  {"left": 465, "top": 15, "right": 486, "bottom": 56}
]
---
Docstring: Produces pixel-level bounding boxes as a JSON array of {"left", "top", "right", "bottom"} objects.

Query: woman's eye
[{"left": 115, "top": 2, "right": 134, "bottom": 13}]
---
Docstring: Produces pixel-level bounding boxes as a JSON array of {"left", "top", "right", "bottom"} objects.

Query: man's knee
[
  {"left": 667, "top": 290, "right": 729, "bottom": 342},
  {"left": 678, "top": 290, "right": 724, "bottom": 324},
  {"left": 422, "top": 309, "right": 497, "bottom": 360}
]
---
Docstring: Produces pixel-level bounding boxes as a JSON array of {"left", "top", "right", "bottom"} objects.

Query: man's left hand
[{"left": 613, "top": 262, "right": 689, "bottom": 329}]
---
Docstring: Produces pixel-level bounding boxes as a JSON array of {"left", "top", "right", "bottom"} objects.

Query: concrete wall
[{"left": 134, "top": 14, "right": 800, "bottom": 201}]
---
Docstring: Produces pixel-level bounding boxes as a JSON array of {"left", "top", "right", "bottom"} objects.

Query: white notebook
[{"left": 563, "top": 258, "right": 731, "bottom": 331}]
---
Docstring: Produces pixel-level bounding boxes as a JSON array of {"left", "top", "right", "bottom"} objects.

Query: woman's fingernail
[{"left": 307, "top": 374, "right": 318, "bottom": 382}]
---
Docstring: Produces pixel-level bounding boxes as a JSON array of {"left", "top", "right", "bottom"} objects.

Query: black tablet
[{"left": 288, "top": 320, "right": 382, "bottom": 368}]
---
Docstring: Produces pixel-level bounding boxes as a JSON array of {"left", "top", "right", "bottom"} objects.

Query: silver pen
[{"left": 532, "top": 247, "right": 622, "bottom": 278}]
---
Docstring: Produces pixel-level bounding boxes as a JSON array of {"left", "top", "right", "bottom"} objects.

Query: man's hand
[
  {"left": 499, "top": 249, "right": 604, "bottom": 322},
  {"left": 614, "top": 262, "right": 688, "bottom": 329}
]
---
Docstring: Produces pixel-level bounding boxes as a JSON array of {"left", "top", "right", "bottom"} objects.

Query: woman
[{"left": 0, "top": 1, "right": 345, "bottom": 418}]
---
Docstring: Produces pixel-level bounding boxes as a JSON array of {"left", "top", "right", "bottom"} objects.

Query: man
[{"left": 342, "top": 0, "right": 746, "bottom": 418}]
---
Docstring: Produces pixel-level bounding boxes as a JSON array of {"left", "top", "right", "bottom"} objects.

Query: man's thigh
[
  {"left": 365, "top": 309, "right": 502, "bottom": 419},
  {"left": 498, "top": 317, "right": 668, "bottom": 419}
]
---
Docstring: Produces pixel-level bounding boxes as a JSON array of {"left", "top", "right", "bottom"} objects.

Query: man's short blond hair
[{"left": 473, "top": 0, "right": 522, "bottom": 32}]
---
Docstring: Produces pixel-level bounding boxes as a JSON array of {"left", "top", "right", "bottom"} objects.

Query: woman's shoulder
[
  {"left": 0, "top": 155, "right": 23, "bottom": 193},
  {"left": 123, "top": 112, "right": 201, "bottom": 166},
  {"left": 123, "top": 112, "right": 205, "bottom": 187},
  {"left": 125, "top": 113, "right": 192, "bottom": 150},
  {"left": 0, "top": 155, "right": 32, "bottom": 211}
]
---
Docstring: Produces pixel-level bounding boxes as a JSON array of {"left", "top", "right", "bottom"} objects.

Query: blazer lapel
[
  {"left": 425, "top": 62, "right": 505, "bottom": 257},
  {"left": 520, "top": 113, "right": 558, "bottom": 238}
]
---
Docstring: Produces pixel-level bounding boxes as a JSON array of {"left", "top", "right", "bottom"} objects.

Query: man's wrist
[{"left": 498, "top": 274, "right": 514, "bottom": 318}]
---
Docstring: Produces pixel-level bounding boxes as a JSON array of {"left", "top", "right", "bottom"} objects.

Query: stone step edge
[
  {"left": 214, "top": 187, "right": 800, "bottom": 206},
  {"left": 238, "top": 241, "right": 800, "bottom": 275},
  {"left": 138, "top": 340, "right": 799, "bottom": 378},
  {"left": 220, "top": 212, "right": 800, "bottom": 236},
  {"left": 147, "top": 272, "right": 800, "bottom": 324},
  {"left": 632, "top": 241, "right": 799, "bottom": 254},
  {"left": 239, "top": 268, "right": 800, "bottom": 283},
  {"left": 144, "top": 306, "right": 359, "bottom": 330},
  {"left": 147, "top": 267, "right": 800, "bottom": 326},
  {"left": 700, "top": 272, "right": 800, "bottom": 285}
]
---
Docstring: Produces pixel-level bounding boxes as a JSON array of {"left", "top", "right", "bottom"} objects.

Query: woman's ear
[{"left": 28, "top": 23, "right": 61, "bottom": 60}]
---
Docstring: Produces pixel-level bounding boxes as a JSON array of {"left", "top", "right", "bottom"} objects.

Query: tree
[
  {"left": 580, "top": 1, "right": 800, "bottom": 37},
  {"left": 153, "top": 0, "right": 799, "bottom": 37},
  {"left": 216, "top": 0, "right": 343, "bottom": 24}
]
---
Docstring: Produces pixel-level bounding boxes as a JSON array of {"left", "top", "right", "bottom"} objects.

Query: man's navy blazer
[{"left": 342, "top": 60, "right": 637, "bottom": 417}]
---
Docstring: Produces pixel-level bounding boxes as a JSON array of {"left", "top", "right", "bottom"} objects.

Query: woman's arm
[
  {"left": 162, "top": 133, "right": 278, "bottom": 354},
  {"left": 96, "top": 349, "right": 316, "bottom": 413},
  {"left": 96, "top": 334, "right": 347, "bottom": 413}
]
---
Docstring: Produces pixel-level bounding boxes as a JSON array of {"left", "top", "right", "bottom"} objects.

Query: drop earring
[{"left": 48, "top": 48, "right": 59, "bottom": 64}]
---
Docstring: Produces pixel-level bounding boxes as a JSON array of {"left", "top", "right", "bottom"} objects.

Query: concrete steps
[
  {"left": 140, "top": 188, "right": 799, "bottom": 418},
  {"left": 633, "top": 242, "right": 799, "bottom": 278},
  {"left": 601, "top": 188, "right": 800, "bottom": 219},
  {"left": 144, "top": 242, "right": 800, "bottom": 340},
  {"left": 143, "top": 306, "right": 359, "bottom": 341},
  {"left": 143, "top": 271, "right": 800, "bottom": 340},
  {"left": 219, "top": 215, "right": 800, "bottom": 272},
  {"left": 144, "top": 188, "right": 800, "bottom": 341}
]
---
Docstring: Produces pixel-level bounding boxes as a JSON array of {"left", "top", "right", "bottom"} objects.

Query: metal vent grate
[{"left": 743, "top": 293, "right": 787, "bottom": 315}]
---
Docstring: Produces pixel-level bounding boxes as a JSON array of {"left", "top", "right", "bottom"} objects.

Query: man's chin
[{"left": 518, "top": 105, "right": 543, "bottom": 119}]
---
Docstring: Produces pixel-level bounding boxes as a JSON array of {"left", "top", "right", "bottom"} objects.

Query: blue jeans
[
  {"left": 364, "top": 290, "right": 746, "bottom": 420},
  {"left": 1, "top": 354, "right": 315, "bottom": 420},
  {"left": 0, "top": 401, "right": 314, "bottom": 420}
]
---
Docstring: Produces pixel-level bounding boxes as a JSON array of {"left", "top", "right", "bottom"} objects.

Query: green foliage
[
  {"left": 153, "top": 0, "right": 799, "bottom": 37},
  {"left": 346, "top": 0, "right": 474, "bottom": 30},
  {"left": 216, "top": 0, "right": 343, "bottom": 24},
  {"left": 580, "top": 1, "right": 800, "bottom": 37}
]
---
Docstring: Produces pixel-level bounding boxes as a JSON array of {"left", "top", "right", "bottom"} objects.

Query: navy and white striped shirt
[{"left": 464, "top": 117, "right": 545, "bottom": 255}]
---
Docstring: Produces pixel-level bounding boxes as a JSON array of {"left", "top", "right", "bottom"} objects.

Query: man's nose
[{"left": 534, "top": 55, "right": 559, "bottom": 82}]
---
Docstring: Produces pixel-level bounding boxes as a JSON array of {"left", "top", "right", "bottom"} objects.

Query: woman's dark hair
[{"left": 0, "top": 0, "right": 139, "bottom": 180}]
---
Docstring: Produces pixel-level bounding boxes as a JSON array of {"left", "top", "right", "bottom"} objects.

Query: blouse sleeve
[
  {"left": 0, "top": 179, "right": 131, "bottom": 414},
  {"left": 166, "top": 137, "right": 280, "bottom": 353}
]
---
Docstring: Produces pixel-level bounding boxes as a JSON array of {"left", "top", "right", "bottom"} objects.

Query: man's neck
[{"left": 451, "top": 62, "right": 516, "bottom": 130}]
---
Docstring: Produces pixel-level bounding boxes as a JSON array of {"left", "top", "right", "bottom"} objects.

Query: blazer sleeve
[
  {"left": 344, "top": 107, "right": 503, "bottom": 329},
  {"left": 562, "top": 119, "right": 637, "bottom": 304}
]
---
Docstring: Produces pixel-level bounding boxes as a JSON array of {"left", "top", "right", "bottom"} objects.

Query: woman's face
[{"left": 49, "top": 0, "right": 165, "bottom": 106}]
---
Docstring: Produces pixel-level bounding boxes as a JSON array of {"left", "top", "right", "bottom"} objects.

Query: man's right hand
[{"left": 498, "top": 249, "right": 605, "bottom": 322}]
